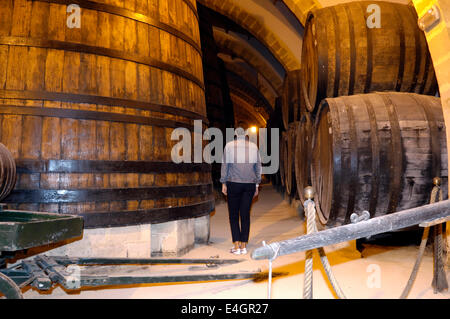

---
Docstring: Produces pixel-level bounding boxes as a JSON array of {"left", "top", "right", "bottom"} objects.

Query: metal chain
[
  {"left": 399, "top": 224, "right": 430, "bottom": 298},
  {"left": 314, "top": 231, "right": 347, "bottom": 298},
  {"left": 400, "top": 184, "right": 442, "bottom": 298}
]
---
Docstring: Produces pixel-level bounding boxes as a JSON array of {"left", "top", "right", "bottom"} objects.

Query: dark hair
[{"left": 237, "top": 121, "right": 247, "bottom": 129}]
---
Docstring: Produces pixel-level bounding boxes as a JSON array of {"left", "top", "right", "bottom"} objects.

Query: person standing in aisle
[{"left": 220, "top": 123, "right": 262, "bottom": 255}]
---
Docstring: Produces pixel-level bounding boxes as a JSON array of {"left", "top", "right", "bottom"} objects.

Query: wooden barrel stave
[
  {"left": 266, "top": 99, "right": 283, "bottom": 191},
  {"left": 266, "top": 113, "right": 283, "bottom": 191},
  {"left": 281, "top": 75, "right": 289, "bottom": 131},
  {"left": 294, "top": 114, "right": 313, "bottom": 203},
  {"left": 281, "top": 70, "right": 302, "bottom": 130},
  {"left": 312, "top": 92, "right": 447, "bottom": 227},
  {"left": 301, "top": 1, "right": 438, "bottom": 113},
  {"left": 284, "top": 123, "right": 297, "bottom": 196},
  {"left": 280, "top": 131, "right": 288, "bottom": 190},
  {"left": 0, "top": 0, "right": 213, "bottom": 228}
]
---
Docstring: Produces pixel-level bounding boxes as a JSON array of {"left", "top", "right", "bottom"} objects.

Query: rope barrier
[
  {"left": 429, "top": 179, "right": 448, "bottom": 293},
  {"left": 303, "top": 199, "right": 315, "bottom": 299},
  {"left": 300, "top": 182, "right": 446, "bottom": 299},
  {"left": 264, "top": 179, "right": 447, "bottom": 299}
]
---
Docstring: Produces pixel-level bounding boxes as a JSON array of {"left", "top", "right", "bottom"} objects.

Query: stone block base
[
  {"left": 42, "top": 215, "right": 211, "bottom": 258},
  {"left": 45, "top": 224, "right": 152, "bottom": 258},
  {"left": 194, "top": 214, "right": 210, "bottom": 244},
  {"left": 151, "top": 214, "right": 211, "bottom": 257},
  {"left": 151, "top": 218, "right": 194, "bottom": 257}
]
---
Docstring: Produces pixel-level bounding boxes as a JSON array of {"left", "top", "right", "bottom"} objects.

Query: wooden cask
[
  {"left": 281, "top": 70, "right": 302, "bottom": 130},
  {"left": 294, "top": 113, "right": 313, "bottom": 203},
  {"left": 284, "top": 123, "right": 297, "bottom": 196},
  {"left": 301, "top": 1, "right": 438, "bottom": 113},
  {"left": 280, "top": 131, "right": 288, "bottom": 190},
  {"left": 0, "top": 143, "right": 16, "bottom": 201},
  {"left": 311, "top": 92, "right": 447, "bottom": 227},
  {"left": 0, "top": 0, "right": 213, "bottom": 228}
]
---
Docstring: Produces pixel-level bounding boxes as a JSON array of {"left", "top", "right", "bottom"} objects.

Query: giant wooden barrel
[
  {"left": 301, "top": 1, "right": 438, "bottom": 113},
  {"left": 281, "top": 70, "right": 302, "bottom": 130},
  {"left": 311, "top": 92, "right": 447, "bottom": 227},
  {"left": 0, "top": 0, "right": 213, "bottom": 228},
  {"left": 294, "top": 113, "right": 313, "bottom": 203},
  {"left": 0, "top": 143, "right": 16, "bottom": 202}
]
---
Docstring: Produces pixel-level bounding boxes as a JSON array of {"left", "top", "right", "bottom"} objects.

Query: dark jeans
[{"left": 226, "top": 182, "right": 256, "bottom": 243}]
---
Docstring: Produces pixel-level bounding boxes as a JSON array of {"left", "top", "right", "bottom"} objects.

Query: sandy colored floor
[{"left": 22, "top": 185, "right": 449, "bottom": 299}]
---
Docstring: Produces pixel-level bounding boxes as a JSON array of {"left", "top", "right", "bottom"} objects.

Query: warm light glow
[{"left": 250, "top": 126, "right": 257, "bottom": 133}]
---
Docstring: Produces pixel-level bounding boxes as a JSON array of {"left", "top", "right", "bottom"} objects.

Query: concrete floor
[{"left": 23, "top": 185, "right": 449, "bottom": 299}]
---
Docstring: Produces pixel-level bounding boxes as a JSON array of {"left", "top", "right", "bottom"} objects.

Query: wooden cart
[{"left": 0, "top": 206, "right": 259, "bottom": 299}]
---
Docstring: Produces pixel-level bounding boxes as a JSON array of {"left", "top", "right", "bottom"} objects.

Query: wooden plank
[
  {"left": 10, "top": 0, "right": 32, "bottom": 37},
  {"left": 30, "top": 1, "right": 50, "bottom": 38},
  {"left": 419, "top": 215, "right": 450, "bottom": 227},
  {"left": 0, "top": 45, "right": 8, "bottom": 90},
  {"left": 0, "top": 0, "right": 13, "bottom": 36},
  {"left": 20, "top": 116, "right": 42, "bottom": 160},
  {"left": 6, "top": 46, "right": 28, "bottom": 91},
  {"left": 1, "top": 114, "right": 23, "bottom": 158},
  {"left": 26, "top": 48, "right": 47, "bottom": 91}
]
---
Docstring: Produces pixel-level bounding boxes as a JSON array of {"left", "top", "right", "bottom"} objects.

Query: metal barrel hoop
[{"left": 0, "top": 272, "right": 23, "bottom": 299}]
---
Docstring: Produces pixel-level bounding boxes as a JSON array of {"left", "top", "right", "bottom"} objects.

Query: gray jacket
[{"left": 220, "top": 138, "right": 262, "bottom": 185}]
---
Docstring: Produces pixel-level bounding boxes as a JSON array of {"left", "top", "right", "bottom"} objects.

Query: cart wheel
[{"left": 0, "top": 272, "right": 23, "bottom": 299}]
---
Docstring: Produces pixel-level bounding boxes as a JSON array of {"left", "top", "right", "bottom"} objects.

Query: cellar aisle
[{"left": 23, "top": 185, "right": 449, "bottom": 299}]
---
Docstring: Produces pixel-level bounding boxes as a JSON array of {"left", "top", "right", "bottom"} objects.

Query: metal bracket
[
  {"left": 350, "top": 210, "right": 370, "bottom": 224},
  {"left": 418, "top": 5, "right": 441, "bottom": 33}
]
